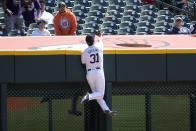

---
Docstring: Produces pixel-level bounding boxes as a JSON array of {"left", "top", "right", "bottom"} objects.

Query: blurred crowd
[{"left": 1, "top": 0, "right": 196, "bottom": 36}]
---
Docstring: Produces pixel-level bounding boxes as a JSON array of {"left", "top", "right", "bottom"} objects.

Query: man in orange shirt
[{"left": 54, "top": 2, "right": 77, "bottom": 35}]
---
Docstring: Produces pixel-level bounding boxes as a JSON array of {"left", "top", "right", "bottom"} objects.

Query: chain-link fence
[
  {"left": 5, "top": 81, "right": 196, "bottom": 131},
  {"left": 112, "top": 82, "right": 196, "bottom": 131}
]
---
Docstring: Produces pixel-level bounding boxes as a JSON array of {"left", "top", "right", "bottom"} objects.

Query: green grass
[
  {"left": 112, "top": 95, "right": 190, "bottom": 131},
  {"left": 8, "top": 95, "right": 190, "bottom": 131},
  {"left": 8, "top": 97, "right": 84, "bottom": 131}
]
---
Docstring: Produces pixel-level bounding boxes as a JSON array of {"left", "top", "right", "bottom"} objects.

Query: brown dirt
[{"left": 7, "top": 97, "right": 40, "bottom": 112}]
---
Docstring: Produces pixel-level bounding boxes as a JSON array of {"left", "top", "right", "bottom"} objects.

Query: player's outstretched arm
[{"left": 96, "top": 30, "right": 103, "bottom": 42}]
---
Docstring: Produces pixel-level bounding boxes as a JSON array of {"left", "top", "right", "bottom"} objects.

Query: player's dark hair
[{"left": 86, "top": 34, "right": 95, "bottom": 46}]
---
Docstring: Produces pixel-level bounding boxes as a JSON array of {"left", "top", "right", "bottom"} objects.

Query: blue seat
[
  {"left": 92, "top": 0, "right": 108, "bottom": 6},
  {"left": 125, "top": 0, "right": 142, "bottom": 6},
  {"left": 118, "top": 28, "right": 135, "bottom": 35},
  {"left": 85, "top": 16, "right": 103, "bottom": 24},
  {"left": 122, "top": 16, "right": 138, "bottom": 23},
  {"left": 123, "top": 10, "right": 140, "bottom": 18},
  {"left": 136, "top": 27, "right": 152, "bottom": 34},
  {"left": 90, "top": 5, "right": 106, "bottom": 13},
  {"left": 107, "top": 5, "right": 123, "bottom": 13},
  {"left": 119, "top": 22, "right": 136, "bottom": 31},
  {"left": 72, "top": 5, "right": 88, "bottom": 13},
  {"left": 101, "top": 22, "right": 118, "bottom": 30},
  {"left": 139, "top": 16, "right": 156, "bottom": 23},
  {"left": 103, "top": 16, "right": 120, "bottom": 24}
]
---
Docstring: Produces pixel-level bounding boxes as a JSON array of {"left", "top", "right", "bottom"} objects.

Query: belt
[{"left": 87, "top": 67, "right": 100, "bottom": 71}]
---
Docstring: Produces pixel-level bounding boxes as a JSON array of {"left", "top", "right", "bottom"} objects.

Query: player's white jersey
[{"left": 81, "top": 39, "right": 103, "bottom": 71}]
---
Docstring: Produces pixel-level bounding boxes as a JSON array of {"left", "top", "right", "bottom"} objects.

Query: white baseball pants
[{"left": 86, "top": 69, "right": 110, "bottom": 111}]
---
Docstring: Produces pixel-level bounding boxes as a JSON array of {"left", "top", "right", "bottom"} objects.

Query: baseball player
[{"left": 80, "top": 32, "right": 117, "bottom": 117}]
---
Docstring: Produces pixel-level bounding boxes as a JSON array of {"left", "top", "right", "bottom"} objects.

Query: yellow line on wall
[{"left": 1, "top": 48, "right": 196, "bottom": 55}]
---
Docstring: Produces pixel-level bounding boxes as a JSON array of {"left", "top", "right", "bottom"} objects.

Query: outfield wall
[{"left": 1, "top": 35, "right": 196, "bottom": 131}]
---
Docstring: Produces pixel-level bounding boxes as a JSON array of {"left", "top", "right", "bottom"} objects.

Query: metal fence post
[
  {"left": 48, "top": 99, "right": 53, "bottom": 131},
  {"left": 1, "top": 84, "right": 8, "bottom": 131},
  {"left": 145, "top": 94, "right": 152, "bottom": 131},
  {"left": 105, "top": 82, "right": 112, "bottom": 131}
]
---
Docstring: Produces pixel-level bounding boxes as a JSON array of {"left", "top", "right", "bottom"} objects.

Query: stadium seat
[
  {"left": 107, "top": 5, "right": 123, "bottom": 13},
  {"left": 155, "top": 21, "right": 171, "bottom": 29},
  {"left": 153, "top": 27, "right": 169, "bottom": 34},
  {"left": 157, "top": 15, "right": 174, "bottom": 23},
  {"left": 45, "top": 6, "right": 53, "bottom": 14},
  {"left": 77, "top": 24, "right": 83, "bottom": 30},
  {"left": 0, "top": 12, "right": 4, "bottom": 18},
  {"left": 53, "top": 6, "right": 58, "bottom": 12},
  {"left": 29, "top": 23, "right": 38, "bottom": 29},
  {"left": 125, "top": 0, "right": 142, "bottom": 6},
  {"left": 141, "top": 4, "right": 158, "bottom": 12},
  {"left": 88, "top": 11, "right": 104, "bottom": 18},
  {"left": 82, "top": 28, "right": 97, "bottom": 35},
  {"left": 72, "top": 5, "right": 88, "bottom": 13},
  {"left": 85, "top": 16, "right": 103, "bottom": 24},
  {"left": 122, "top": 16, "right": 138, "bottom": 23},
  {"left": 135, "top": 32, "right": 148, "bottom": 35},
  {"left": 101, "top": 22, "right": 118, "bottom": 30},
  {"left": 103, "top": 16, "right": 120, "bottom": 24},
  {"left": 0, "top": 29, "right": 4, "bottom": 36},
  {"left": 27, "top": 29, "right": 34, "bottom": 36},
  {"left": 158, "top": 10, "right": 173, "bottom": 17},
  {"left": 137, "top": 21, "right": 154, "bottom": 29},
  {"left": 153, "top": 32, "right": 166, "bottom": 35},
  {"left": 76, "top": 30, "right": 82, "bottom": 35},
  {"left": 123, "top": 10, "right": 140, "bottom": 18},
  {"left": 101, "top": 28, "right": 117, "bottom": 35},
  {"left": 0, "top": 17, "right": 4, "bottom": 23},
  {"left": 140, "top": 10, "right": 157, "bottom": 18},
  {"left": 8, "top": 30, "right": 18, "bottom": 36},
  {"left": 83, "top": 22, "right": 100, "bottom": 30},
  {"left": 107, "top": 10, "right": 122, "bottom": 18},
  {"left": 91, "top": 0, "right": 108, "bottom": 6},
  {"left": 45, "top": 0, "right": 55, "bottom": 7},
  {"left": 90, "top": 5, "right": 106, "bottom": 13},
  {"left": 48, "top": 29, "right": 55, "bottom": 35},
  {"left": 136, "top": 27, "right": 152, "bottom": 34},
  {"left": 191, "top": 21, "right": 196, "bottom": 25},
  {"left": 119, "top": 22, "right": 136, "bottom": 31},
  {"left": 109, "top": 0, "right": 125, "bottom": 6},
  {"left": 47, "top": 24, "right": 54, "bottom": 29},
  {"left": 124, "top": 5, "right": 141, "bottom": 12},
  {"left": 139, "top": 16, "right": 156, "bottom": 23},
  {"left": 73, "top": 11, "right": 86, "bottom": 18},
  {"left": 56, "top": 0, "right": 74, "bottom": 7},
  {"left": 118, "top": 28, "right": 135, "bottom": 35},
  {"left": 74, "top": 0, "right": 91, "bottom": 7}
]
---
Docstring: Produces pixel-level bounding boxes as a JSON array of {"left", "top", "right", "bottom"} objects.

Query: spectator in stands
[
  {"left": 190, "top": 24, "right": 196, "bottom": 34},
  {"left": 39, "top": 0, "right": 54, "bottom": 24},
  {"left": 2, "top": 0, "right": 25, "bottom": 35},
  {"left": 53, "top": 2, "right": 77, "bottom": 36},
  {"left": 169, "top": 17, "right": 191, "bottom": 34},
  {"left": 21, "top": 0, "right": 41, "bottom": 27},
  {"left": 31, "top": 19, "right": 50, "bottom": 36},
  {"left": 176, "top": 0, "right": 185, "bottom": 9}
]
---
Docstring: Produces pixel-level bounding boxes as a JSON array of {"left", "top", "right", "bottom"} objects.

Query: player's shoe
[
  {"left": 104, "top": 110, "right": 118, "bottom": 117},
  {"left": 80, "top": 92, "right": 89, "bottom": 103}
]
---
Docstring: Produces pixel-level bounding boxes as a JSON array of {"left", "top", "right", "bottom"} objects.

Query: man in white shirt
[
  {"left": 80, "top": 32, "right": 117, "bottom": 117},
  {"left": 169, "top": 17, "right": 191, "bottom": 34},
  {"left": 39, "top": 0, "right": 54, "bottom": 24},
  {"left": 32, "top": 19, "right": 51, "bottom": 36}
]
